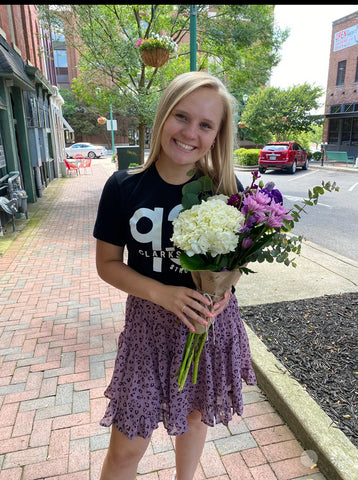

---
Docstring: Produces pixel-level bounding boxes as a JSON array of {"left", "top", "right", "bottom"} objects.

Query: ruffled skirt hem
[{"left": 100, "top": 295, "right": 256, "bottom": 439}]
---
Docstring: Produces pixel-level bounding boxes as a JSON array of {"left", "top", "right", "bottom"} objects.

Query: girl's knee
[
  {"left": 186, "top": 410, "right": 204, "bottom": 430},
  {"left": 106, "top": 426, "right": 150, "bottom": 467}
]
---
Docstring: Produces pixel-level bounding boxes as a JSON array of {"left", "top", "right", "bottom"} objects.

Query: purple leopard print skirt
[{"left": 100, "top": 294, "right": 256, "bottom": 439}]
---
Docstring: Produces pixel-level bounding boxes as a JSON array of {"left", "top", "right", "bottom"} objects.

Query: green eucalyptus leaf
[{"left": 182, "top": 193, "right": 201, "bottom": 210}]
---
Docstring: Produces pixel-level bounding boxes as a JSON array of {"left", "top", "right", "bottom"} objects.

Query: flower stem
[
  {"left": 177, "top": 332, "right": 194, "bottom": 389},
  {"left": 192, "top": 332, "right": 207, "bottom": 384}
]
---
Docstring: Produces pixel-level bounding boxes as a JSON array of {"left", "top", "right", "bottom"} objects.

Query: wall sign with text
[{"left": 334, "top": 24, "right": 358, "bottom": 52}]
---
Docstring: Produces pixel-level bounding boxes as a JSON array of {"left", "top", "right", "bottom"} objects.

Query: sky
[{"left": 270, "top": 4, "right": 358, "bottom": 113}]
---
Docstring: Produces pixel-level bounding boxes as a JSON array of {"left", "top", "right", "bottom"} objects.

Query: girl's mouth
[{"left": 175, "top": 139, "right": 196, "bottom": 151}]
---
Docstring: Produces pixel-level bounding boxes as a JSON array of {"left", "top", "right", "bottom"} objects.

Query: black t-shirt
[
  {"left": 93, "top": 163, "right": 196, "bottom": 288},
  {"left": 93, "top": 163, "right": 244, "bottom": 289}
]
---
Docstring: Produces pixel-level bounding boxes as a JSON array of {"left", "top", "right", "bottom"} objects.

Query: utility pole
[{"left": 190, "top": 5, "right": 197, "bottom": 71}]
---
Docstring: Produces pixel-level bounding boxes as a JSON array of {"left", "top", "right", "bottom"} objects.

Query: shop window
[
  {"left": 352, "top": 118, "right": 358, "bottom": 144},
  {"left": 328, "top": 118, "right": 339, "bottom": 143},
  {"left": 341, "top": 118, "right": 352, "bottom": 144},
  {"left": 336, "top": 60, "right": 346, "bottom": 86}
]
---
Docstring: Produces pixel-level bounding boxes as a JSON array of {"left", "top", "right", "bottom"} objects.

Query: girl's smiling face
[{"left": 157, "top": 87, "right": 224, "bottom": 172}]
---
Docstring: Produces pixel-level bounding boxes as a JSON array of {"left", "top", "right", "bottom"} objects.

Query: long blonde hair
[{"left": 141, "top": 71, "right": 238, "bottom": 195}]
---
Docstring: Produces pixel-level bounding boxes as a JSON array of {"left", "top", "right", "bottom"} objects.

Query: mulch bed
[{"left": 241, "top": 292, "right": 358, "bottom": 448}]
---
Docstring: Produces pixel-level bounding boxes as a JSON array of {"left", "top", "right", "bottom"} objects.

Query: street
[{"left": 236, "top": 167, "right": 358, "bottom": 262}]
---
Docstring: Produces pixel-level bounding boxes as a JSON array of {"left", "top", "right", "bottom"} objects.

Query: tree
[
  {"left": 241, "top": 84, "right": 324, "bottom": 145},
  {"left": 38, "top": 4, "right": 288, "bottom": 163}
]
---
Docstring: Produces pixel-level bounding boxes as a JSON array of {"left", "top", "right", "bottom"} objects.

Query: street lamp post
[
  {"left": 321, "top": 141, "right": 327, "bottom": 166},
  {"left": 190, "top": 5, "right": 197, "bottom": 71}
]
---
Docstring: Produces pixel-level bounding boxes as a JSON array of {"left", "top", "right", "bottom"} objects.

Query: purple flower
[
  {"left": 242, "top": 237, "right": 254, "bottom": 249},
  {"left": 227, "top": 193, "right": 242, "bottom": 208},
  {"left": 265, "top": 202, "right": 293, "bottom": 228},
  {"left": 242, "top": 191, "right": 271, "bottom": 216},
  {"left": 262, "top": 182, "right": 283, "bottom": 204}
]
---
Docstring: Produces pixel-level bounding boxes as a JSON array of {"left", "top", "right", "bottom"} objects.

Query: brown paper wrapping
[{"left": 190, "top": 269, "right": 243, "bottom": 334}]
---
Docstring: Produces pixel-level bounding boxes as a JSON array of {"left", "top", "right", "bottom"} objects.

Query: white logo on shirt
[{"left": 130, "top": 204, "right": 182, "bottom": 272}]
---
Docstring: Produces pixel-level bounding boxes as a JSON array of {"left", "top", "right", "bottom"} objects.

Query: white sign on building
[{"left": 334, "top": 23, "right": 358, "bottom": 52}]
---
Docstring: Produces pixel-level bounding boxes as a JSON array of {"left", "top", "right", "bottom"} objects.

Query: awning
[
  {"left": 0, "top": 40, "right": 34, "bottom": 91},
  {"left": 61, "top": 115, "right": 74, "bottom": 133}
]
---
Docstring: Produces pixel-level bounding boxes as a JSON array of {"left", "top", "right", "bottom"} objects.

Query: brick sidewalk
[{"left": 0, "top": 158, "right": 326, "bottom": 480}]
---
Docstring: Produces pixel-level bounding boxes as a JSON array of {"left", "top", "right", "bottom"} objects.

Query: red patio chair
[
  {"left": 79, "top": 157, "right": 93, "bottom": 174},
  {"left": 63, "top": 158, "right": 80, "bottom": 175}
]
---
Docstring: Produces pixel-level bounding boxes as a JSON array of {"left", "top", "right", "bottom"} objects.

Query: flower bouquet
[
  {"left": 135, "top": 33, "right": 177, "bottom": 67},
  {"left": 171, "top": 171, "right": 339, "bottom": 390}
]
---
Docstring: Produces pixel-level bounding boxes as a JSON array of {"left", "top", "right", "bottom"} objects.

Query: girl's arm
[{"left": 96, "top": 239, "right": 225, "bottom": 332}]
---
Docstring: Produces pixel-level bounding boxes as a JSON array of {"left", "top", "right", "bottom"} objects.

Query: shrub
[
  {"left": 311, "top": 151, "right": 322, "bottom": 161},
  {"left": 233, "top": 148, "right": 261, "bottom": 166}
]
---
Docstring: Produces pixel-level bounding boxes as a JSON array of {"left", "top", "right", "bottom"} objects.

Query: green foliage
[
  {"left": 200, "top": 5, "right": 289, "bottom": 93},
  {"left": 233, "top": 148, "right": 260, "bottom": 166},
  {"left": 38, "top": 4, "right": 288, "bottom": 161},
  {"left": 311, "top": 151, "right": 322, "bottom": 161},
  {"left": 241, "top": 84, "right": 324, "bottom": 145},
  {"left": 181, "top": 176, "right": 213, "bottom": 210},
  {"left": 59, "top": 89, "right": 107, "bottom": 139}
]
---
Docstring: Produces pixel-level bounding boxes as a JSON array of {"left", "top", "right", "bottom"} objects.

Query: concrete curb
[
  {"left": 234, "top": 235, "right": 358, "bottom": 479},
  {"left": 245, "top": 325, "right": 358, "bottom": 480}
]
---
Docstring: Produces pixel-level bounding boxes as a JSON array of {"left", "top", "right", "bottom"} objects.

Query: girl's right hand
[{"left": 156, "top": 285, "right": 215, "bottom": 332}]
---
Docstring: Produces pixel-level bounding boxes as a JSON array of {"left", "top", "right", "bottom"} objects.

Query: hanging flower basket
[
  {"left": 135, "top": 34, "right": 177, "bottom": 68},
  {"left": 140, "top": 48, "right": 170, "bottom": 68}
]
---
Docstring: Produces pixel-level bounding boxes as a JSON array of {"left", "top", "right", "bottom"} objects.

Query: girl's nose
[{"left": 182, "top": 122, "right": 197, "bottom": 140}]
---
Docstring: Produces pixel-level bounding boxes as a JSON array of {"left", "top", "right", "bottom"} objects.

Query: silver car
[{"left": 65, "top": 142, "right": 107, "bottom": 159}]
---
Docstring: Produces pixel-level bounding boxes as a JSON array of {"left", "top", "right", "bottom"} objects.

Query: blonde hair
[{"left": 141, "top": 71, "right": 238, "bottom": 195}]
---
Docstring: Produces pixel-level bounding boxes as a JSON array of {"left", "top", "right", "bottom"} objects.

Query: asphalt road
[{"left": 235, "top": 167, "right": 358, "bottom": 263}]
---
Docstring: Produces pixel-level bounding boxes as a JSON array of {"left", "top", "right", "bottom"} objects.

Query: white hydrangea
[{"left": 171, "top": 197, "right": 245, "bottom": 257}]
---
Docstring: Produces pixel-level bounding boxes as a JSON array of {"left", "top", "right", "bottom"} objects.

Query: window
[
  {"left": 328, "top": 119, "right": 339, "bottom": 143},
  {"left": 341, "top": 118, "right": 352, "bottom": 144},
  {"left": 343, "top": 104, "right": 354, "bottom": 113},
  {"left": 352, "top": 118, "right": 358, "bottom": 144},
  {"left": 330, "top": 105, "right": 341, "bottom": 114},
  {"left": 53, "top": 49, "right": 68, "bottom": 68},
  {"left": 336, "top": 60, "right": 346, "bottom": 86}
]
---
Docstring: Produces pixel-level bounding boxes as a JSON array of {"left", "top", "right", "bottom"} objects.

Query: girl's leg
[
  {"left": 174, "top": 410, "right": 208, "bottom": 480},
  {"left": 100, "top": 425, "right": 151, "bottom": 480}
]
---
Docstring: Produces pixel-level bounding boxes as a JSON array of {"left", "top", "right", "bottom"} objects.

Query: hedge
[{"left": 233, "top": 148, "right": 261, "bottom": 166}]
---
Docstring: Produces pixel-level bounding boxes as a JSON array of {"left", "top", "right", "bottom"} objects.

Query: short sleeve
[{"left": 93, "top": 173, "right": 126, "bottom": 246}]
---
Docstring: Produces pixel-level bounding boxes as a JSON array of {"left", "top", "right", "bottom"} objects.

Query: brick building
[
  {"left": 323, "top": 10, "right": 358, "bottom": 157},
  {"left": 0, "top": 5, "right": 72, "bottom": 234}
]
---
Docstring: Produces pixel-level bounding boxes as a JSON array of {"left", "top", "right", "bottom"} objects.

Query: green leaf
[
  {"left": 182, "top": 193, "right": 201, "bottom": 210},
  {"left": 179, "top": 252, "right": 220, "bottom": 271}
]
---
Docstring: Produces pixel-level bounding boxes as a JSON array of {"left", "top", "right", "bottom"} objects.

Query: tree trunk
[{"left": 138, "top": 122, "right": 146, "bottom": 165}]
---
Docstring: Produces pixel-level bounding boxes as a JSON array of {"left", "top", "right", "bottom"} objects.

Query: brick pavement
[{"left": 0, "top": 158, "right": 327, "bottom": 480}]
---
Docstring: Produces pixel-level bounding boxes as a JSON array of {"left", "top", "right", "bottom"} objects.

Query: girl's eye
[
  {"left": 175, "top": 113, "right": 187, "bottom": 121},
  {"left": 201, "top": 122, "right": 212, "bottom": 130}
]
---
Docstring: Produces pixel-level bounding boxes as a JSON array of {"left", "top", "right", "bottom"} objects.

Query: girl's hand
[
  {"left": 157, "top": 286, "right": 215, "bottom": 332},
  {"left": 212, "top": 289, "right": 232, "bottom": 316}
]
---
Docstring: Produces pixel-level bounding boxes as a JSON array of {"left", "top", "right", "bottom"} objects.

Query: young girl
[{"left": 93, "top": 71, "right": 256, "bottom": 480}]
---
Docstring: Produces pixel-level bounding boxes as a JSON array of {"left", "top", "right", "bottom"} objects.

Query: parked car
[
  {"left": 65, "top": 143, "right": 107, "bottom": 159},
  {"left": 258, "top": 141, "right": 309, "bottom": 174}
]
